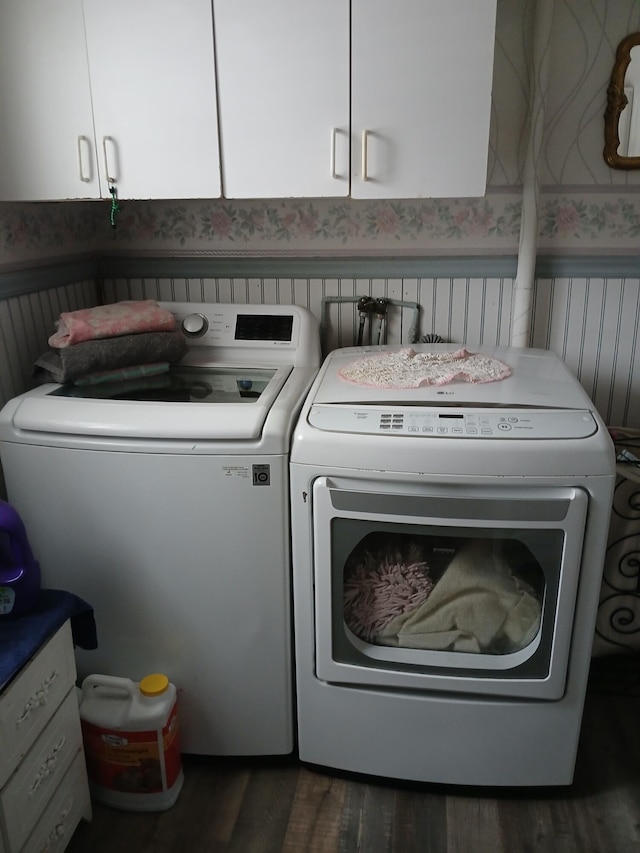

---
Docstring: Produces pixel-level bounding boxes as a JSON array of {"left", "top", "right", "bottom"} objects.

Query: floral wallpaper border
[{"left": 1, "top": 191, "right": 639, "bottom": 268}]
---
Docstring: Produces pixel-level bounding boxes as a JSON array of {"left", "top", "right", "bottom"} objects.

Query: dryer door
[{"left": 312, "top": 476, "right": 589, "bottom": 700}]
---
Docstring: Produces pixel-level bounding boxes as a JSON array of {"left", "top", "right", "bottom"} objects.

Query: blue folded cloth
[{"left": 0, "top": 589, "right": 97, "bottom": 691}]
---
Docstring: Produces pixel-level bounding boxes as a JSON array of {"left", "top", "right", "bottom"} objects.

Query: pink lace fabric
[
  {"left": 48, "top": 300, "right": 176, "bottom": 348},
  {"left": 338, "top": 347, "right": 511, "bottom": 388}
]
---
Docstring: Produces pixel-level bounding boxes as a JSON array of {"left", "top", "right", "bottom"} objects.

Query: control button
[
  {"left": 437, "top": 427, "right": 448, "bottom": 434},
  {"left": 182, "top": 313, "right": 209, "bottom": 338},
  {"left": 481, "top": 429, "right": 493, "bottom": 435},
  {"left": 508, "top": 417, "right": 518, "bottom": 423},
  {"left": 497, "top": 423, "right": 512, "bottom": 431},
  {"left": 408, "top": 426, "right": 419, "bottom": 433}
]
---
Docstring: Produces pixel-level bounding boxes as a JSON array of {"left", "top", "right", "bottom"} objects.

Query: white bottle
[{"left": 79, "top": 673, "right": 183, "bottom": 812}]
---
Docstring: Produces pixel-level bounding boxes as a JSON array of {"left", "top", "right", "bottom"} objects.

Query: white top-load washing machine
[
  {"left": 0, "top": 302, "right": 320, "bottom": 756},
  {"left": 290, "top": 343, "right": 615, "bottom": 786}
]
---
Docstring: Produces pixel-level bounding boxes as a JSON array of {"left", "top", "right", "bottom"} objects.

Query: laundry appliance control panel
[
  {"left": 169, "top": 305, "right": 297, "bottom": 349},
  {"left": 160, "top": 302, "right": 321, "bottom": 367},
  {"left": 307, "top": 405, "right": 598, "bottom": 439}
]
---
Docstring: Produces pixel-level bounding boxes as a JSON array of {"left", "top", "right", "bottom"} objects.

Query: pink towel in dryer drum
[{"left": 48, "top": 300, "right": 176, "bottom": 348}]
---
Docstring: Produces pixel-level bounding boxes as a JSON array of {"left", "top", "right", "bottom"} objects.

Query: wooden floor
[{"left": 67, "top": 659, "right": 640, "bottom": 853}]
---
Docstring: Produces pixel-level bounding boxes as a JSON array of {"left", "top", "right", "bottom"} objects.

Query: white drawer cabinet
[
  {"left": 0, "top": 623, "right": 75, "bottom": 789},
  {"left": 0, "top": 621, "right": 91, "bottom": 853},
  {"left": 21, "top": 753, "right": 90, "bottom": 853}
]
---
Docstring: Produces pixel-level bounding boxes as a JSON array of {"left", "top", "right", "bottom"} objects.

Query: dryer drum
[{"left": 343, "top": 533, "right": 543, "bottom": 655}]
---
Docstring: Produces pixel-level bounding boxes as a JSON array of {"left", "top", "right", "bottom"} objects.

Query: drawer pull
[
  {"left": 16, "top": 670, "right": 59, "bottom": 726},
  {"left": 42, "top": 799, "right": 73, "bottom": 851},
  {"left": 28, "top": 736, "right": 66, "bottom": 795}
]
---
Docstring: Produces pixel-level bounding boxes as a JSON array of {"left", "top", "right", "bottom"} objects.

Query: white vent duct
[{"left": 511, "top": 0, "right": 555, "bottom": 347}]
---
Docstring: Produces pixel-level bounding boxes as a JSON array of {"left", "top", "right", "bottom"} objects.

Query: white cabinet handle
[
  {"left": 102, "top": 135, "right": 117, "bottom": 184},
  {"left": 361, "top": 129, "right": 369, "bottom": 181},
  {"left": 28, "top": 736, "right": 66, "bottom": 795},
  {"left": 16, "top": 670, "right": 59, "bottom": 726},
  {"left": 43, "top": 801, "right": 73, "bottom": 851},
  {"left": 331, "top": 128, "right": 337, "bottom": 179},
  {"left": 77, "top": 136, "right": 91, "bottom": 183}
]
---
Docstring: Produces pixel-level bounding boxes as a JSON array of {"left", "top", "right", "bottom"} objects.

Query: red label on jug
[{"left": 82, "top": 702, "right": 181, "bottom": 794}]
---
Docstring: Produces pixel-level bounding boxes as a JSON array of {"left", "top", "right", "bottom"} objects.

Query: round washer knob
[{"left": 182, "top": 313, "right": 209, "bottom": 338}]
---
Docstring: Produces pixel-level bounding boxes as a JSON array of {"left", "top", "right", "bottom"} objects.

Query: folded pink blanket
[{"left": 48, "top": 300, "right": 175, "bottom": 348}]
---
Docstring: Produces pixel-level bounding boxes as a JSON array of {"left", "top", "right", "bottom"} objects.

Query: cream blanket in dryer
[{"left": 377, "top": 539, "right": 542, "bottom": 654}]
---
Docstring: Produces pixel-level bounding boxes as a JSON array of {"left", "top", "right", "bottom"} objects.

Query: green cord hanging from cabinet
[{"left": 109, "top": 184, "right": 120, "bottom": 230}]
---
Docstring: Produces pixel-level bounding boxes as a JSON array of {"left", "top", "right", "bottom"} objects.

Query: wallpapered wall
[{"left": 0, "top": 0, "right": 639, "bottom": 267}]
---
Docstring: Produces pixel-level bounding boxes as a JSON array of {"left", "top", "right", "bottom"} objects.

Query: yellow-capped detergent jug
[{"left": 79, "top": 673, "right": 183, "bottom": 811}]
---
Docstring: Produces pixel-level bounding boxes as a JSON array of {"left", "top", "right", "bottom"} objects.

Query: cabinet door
[
  {"left": 0, "top": 0, "right": 100, "bottom": 201},
  {"left": 213, "top": 0, "right": 349, "bottom": 198},
  {"left": 351, "top": 0, "right": 497, "bottom": 199},
  {"left": 83, "top": 0, "right": 221, "bottom": 199}
]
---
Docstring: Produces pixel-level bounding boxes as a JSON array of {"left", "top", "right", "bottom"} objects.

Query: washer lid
[
  {"left": 49, "top": 364, "right": 278, "bottom": 405},
  {"left": 5, "top": 365, "right": 292, "bottom": 440}
]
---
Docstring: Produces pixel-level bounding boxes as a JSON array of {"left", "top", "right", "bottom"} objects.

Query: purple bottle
[{"left": 0, "top": 500, "right": 41, "bottom": 618}]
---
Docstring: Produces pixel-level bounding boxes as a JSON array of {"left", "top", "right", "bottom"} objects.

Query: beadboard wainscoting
[
  {"left": 0, "top": 266, "right": 98, "bottom": 405},
  {"left": 100, "top": 270, "right": 517, "bottom": 354},
  {"left": 1, "top": 256, "right": 639, "bottom": 434},
  {"left": 532, "top": 275, "right": 640, "bottom": 428}
]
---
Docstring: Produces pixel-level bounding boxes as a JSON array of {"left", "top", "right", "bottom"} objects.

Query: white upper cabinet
[
  {"left": 83, "top": 0, "right": 221, "bottom": 200},
  {"left": 0, "top": 0, "right": 221, "bottom": 201},
  {"left": 213, "top": 0, "right": 350, "bottom": 198},
  {"left": 351, "top": 0, "right": 497, "bottom": 199},
  {"left": 214, "top": 0, "right": 496, "bottom": 200},
  {"left": 0, "top": 0, "right": 99, "bottom": 200},
  {"left": 0, "top": 1, "right": 495, "bottom": 201}
]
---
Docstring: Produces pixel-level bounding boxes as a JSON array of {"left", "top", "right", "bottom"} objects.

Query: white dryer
[
  {"left": 290, "top": 344, "right": 615, "bottom": 786},
  {"left": 0, "top": 302, "right": 320, "bottom": 756}
]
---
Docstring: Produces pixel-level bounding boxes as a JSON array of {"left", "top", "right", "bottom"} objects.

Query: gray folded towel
[{"left": 34, "top": 331, "right": 187, "bottom": 384}]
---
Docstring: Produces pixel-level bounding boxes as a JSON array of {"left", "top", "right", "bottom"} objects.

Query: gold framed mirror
[{"left": 604, "top": 32, "right": 640, "bottom": 169}]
